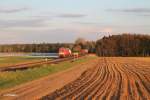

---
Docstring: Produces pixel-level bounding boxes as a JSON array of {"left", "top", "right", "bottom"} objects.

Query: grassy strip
[
  {"left": 0, "top": 56, "right": 45, "bottom": 67},
  {"left": 0, "top": 56, "right": 97, "bottom": 90}
]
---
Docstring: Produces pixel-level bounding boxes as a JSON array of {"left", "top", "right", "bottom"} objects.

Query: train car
[
  {"left": 80, "top": 49, "right": 88, "bottom": 55},
  {"left": 59, "top": 47, "right": 72, "bottom": 58}
]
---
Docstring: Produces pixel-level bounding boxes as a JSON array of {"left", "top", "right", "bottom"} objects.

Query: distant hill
[{"left": 96, "top": 34, "right": 150, "bottom": 56}]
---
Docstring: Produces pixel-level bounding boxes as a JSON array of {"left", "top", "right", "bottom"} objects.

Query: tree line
[
  {"left": 96, "top": 34, "right": 150, "bottom": 56},
  {"left": 0, "top": 34, "right": 149, "bottom": 56},
  {"left": 0, "top": 39, "right": 96, "bottom": 53},
  {"left": 0, "top": 43, "right": 73, "bottom": 53}
]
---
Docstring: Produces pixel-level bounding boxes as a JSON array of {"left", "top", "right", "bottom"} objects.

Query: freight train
[{"left": 58, "top": 47, "right": 88, "bottom": 58}]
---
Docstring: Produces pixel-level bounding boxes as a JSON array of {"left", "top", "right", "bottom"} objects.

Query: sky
[{"left": 0, "top": 0, "right": 150, "bottom": 44}]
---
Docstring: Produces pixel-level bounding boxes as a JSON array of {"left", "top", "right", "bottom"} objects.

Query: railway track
[
  {"left": 0, "top": 56, "right": 83, "bottom": 72},
  {"left": 42, "top": 57, "right": 150, "bottom": 100},
  {"left": 0, "top": 56, "right": 97, "bottom": 100}
]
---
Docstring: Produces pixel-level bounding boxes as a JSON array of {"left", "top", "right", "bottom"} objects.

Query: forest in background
[
  {"left": 0, "top": 34, "right": 150, "bottom": 56},
  {"left": 96, "top": 34, "right": 150, "bottom": 56},
  {"left": 0, "top": 39, "right": 96, "bottom": 53},
  {"left": 0, "top": 43, "right": 73, "bottom": 53}
]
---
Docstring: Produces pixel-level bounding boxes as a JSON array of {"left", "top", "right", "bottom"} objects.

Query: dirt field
[
  {"left": 0, "top": 57, "right": 98, "bottom": 100},
  {"left": 42, "top": 57, "right": 150, "bottom": 100},
  {"left": 0, "top": 57, "right": 150, "bottom": 100}
]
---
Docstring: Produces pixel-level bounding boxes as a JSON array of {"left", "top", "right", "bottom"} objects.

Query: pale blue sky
[{"left": 0, "top": 0, "right": 150, "bottom": 44}]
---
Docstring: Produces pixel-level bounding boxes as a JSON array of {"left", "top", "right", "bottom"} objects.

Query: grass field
[
  {"left": 0, "top": 56, "right": 45, "bottom": 68},
  {"left": 0, "top": 56, "right": 97, "bottom": 90}
]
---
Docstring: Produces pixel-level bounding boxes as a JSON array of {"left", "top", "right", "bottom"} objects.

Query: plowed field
[{"left": 42, "top": 57, "right": 150, "bottom": 100}]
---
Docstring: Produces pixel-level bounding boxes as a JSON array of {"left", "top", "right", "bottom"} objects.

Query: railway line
[
  {"left": 0, "top": 56, "right": 83, "bottom": 72},
  {"left": 0, "top": 57, "right": 98, "bottom": 100},
  {"left": 42, "top": 57, "right": 150, "bottom": 100}
]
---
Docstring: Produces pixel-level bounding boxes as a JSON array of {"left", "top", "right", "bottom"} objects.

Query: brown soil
[
  {"left": 42, "top": 57, "right": 150, "bottom": 100},
  {"left": 0, "top": 58, "right": 99, "bottom": 100}
]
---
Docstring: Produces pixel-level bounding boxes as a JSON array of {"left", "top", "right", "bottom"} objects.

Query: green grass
[
  {"left": 0, "top": 56, "right": 45, "bottom": 67},
  {"left": 0, "top": 56, "right": 97, "bottom": 90}
]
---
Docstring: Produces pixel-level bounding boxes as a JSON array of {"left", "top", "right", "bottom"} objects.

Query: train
[
  {"left": 58, "top": 47, "right": 88, "bottom": 58},
  {"left": 59, "top": 47, "right": 72, "bottom": 58}
]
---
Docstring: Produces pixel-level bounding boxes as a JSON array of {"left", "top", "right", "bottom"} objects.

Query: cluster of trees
[
  {"left": 96, "top": 34, "right": 150, "bottom": 56},
  {"left": 73, "top": 38, "right": 96, "bottom": 53}
]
